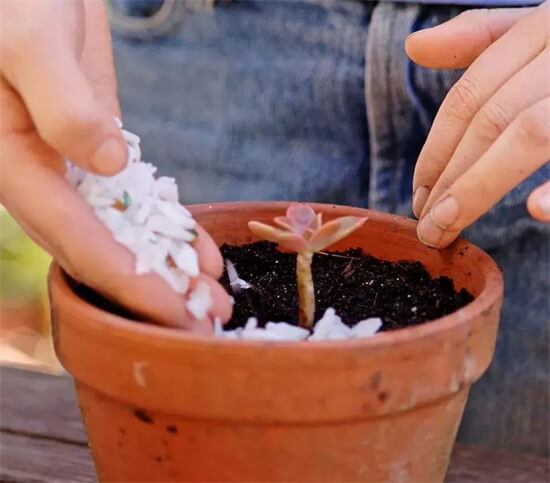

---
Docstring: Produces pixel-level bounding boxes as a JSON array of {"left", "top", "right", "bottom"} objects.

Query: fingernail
[
  {"left": 417, "top": 214, "right": 444, "bottom": 247},
  {"left": 417, "top": 213, "right": 461, "bottom": 248},
  {"left": 412, "top": 186, "right": 430, "bottom": 218},
  {"left": 431, "top": 195, "right": 459, "bottom": 229},
  {"left": 90, "top": 137, "right": 127, "bottom": 175},
  {"left": 537, "top": 193, "right": 550, "bottom": 218}
]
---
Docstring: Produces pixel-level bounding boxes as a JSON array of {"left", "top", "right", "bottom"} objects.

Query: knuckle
[
  {"left": 437, "top": 178, "right": 453, "bottom": 194},
  {"left": 40, "top": 107, "right": 102, "bottom": 151},
  {"left": 474, "top": 102, "right": 511, "bottom": 140},
  {"left": 445, "top": 77, "right": 482, "bottom": 122},
  {"left": 413, "top": 166, "right": 433, "bottom": 190},
  {"left": 462, "top": 8, "right": 495, "bottom": 42},
  {"left": 517, "top": 101, "right": 550, "bottom": 148}
]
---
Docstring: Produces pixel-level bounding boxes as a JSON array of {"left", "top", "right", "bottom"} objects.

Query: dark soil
[{"left": 220, "top": 241, "right": 473, "bottom": 332}]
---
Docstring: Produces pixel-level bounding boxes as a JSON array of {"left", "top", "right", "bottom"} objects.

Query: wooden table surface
[{"left": 0, "top": 365, "right": 548, "bottom": 483}]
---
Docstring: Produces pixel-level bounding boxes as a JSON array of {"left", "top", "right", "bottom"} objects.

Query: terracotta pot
[{"left": 49, "top": 202, "right": 503, "bottom": 482}]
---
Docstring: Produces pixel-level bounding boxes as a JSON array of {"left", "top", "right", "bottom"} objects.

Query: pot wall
[
  {"left": 78, "top": 381, "right": 469, "bottom": 482},
  {"left": 50, "top": 202, "right": 503, "bottom": 482}
]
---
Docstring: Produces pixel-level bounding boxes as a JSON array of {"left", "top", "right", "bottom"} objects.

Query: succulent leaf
[
  {"left": 248, "top": 221, "right": 308, "bottom": 252},
  {"left": 273, "top": 216, "right": 294, "bottom": 231},
  {"left": 308, "top": 216, "right": 367, "bottom": 252}
]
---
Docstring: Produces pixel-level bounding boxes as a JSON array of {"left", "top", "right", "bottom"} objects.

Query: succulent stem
[{"left": 297, "top": 251, "right": 315, "bottom": 328}]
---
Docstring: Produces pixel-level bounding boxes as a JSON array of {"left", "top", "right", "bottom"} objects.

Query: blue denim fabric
[
  {"left": 110, "top": 0, "right": 549, "bottom": 455},
  {"left": 111, "top": 0, "right": 372, "bottom": 205}
]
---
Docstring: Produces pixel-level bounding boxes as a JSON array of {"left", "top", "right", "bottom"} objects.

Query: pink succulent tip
[{"left": 286, "top": 204, "right": 316, "bottom": 232}]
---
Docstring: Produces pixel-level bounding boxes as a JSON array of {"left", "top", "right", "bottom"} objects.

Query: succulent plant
[{"left": 248, "top": 204, "right": 367, "bottom": 328}]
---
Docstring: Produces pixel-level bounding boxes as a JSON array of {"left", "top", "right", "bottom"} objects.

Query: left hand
[{"left": 406, "top": 3, "right": 549, "bottom": 248}]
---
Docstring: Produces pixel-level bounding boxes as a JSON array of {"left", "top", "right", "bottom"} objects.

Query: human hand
[
  {"left": 0, "top": 0, "right": 231, "bottom": 331},
  {"left": 406, "top": 3, "right": 549, "bottom": 248}
]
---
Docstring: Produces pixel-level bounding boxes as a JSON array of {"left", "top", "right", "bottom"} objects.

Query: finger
[
  {"left": 417, "top": 97, "right": 550, "bottom": 248},
  {"left": 80, "top": 0, "right": 121, "bottom": 117},
  {"left": 421, "top": 49, "right": 550, "bottom": 216},
  {"left": 197, "top": 274, "right": 233, "bottom": 324},
  {"left": 406, "top": 7, "right": 535, "bottom": 69},
  {"left": 412, "top": 5, "right": 548, "bottom": 218},
  {"left": 3, "top": 25, "right": 126, "bottom": 175},
  {"left": 195, "top": 225, "right": 224, "bottom": 280},
  {"left": 527, "top": 181, "right": 550, "bottom": 221}
]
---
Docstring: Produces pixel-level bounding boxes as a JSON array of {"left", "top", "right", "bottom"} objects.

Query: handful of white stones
[
  {"left": 66, "top": 119, "right": 212, "bottom": 320},
  {"left": 67, "top": 121, "right": 381, "bottom": 341}
]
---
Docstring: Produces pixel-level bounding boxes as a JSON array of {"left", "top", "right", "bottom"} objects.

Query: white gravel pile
[
  {"left": 214, "top": 308, "right": 382, "bottom": 342},
  {"left": 65, "top": 119, "right": 212, "bottom": 319}
]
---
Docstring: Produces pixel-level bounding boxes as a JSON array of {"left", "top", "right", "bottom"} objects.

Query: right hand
[{"left": 0, "top": 0, "right": 232, "bottom": 332}]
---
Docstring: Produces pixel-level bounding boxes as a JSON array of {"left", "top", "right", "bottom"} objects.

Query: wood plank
[
  {"left": 447, "top": 444, "right": 549, "bottom": 483},
  {"left": 0, "top": 431, "right": 96, "bottom": 482},
  {"left": 1, "top": 365, "right": 548, "bottom": 482},
  {"left": 0, "top": 366, "right": 87, "bottom": 444},
  {"left": 1, "top": 433, "right": 547, "bottom": 483}
]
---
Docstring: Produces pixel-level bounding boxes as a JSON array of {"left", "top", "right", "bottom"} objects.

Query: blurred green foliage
[{"left": 0, "top": 208, "right": 51, "bottom": 305}]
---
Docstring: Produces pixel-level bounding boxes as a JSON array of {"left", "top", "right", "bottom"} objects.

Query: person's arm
[
  {"left": 0, "top": 0, "right": 231, "bottom": 331},
  {"left": 406, "top": 3, "right": 549, "bottom": 248}
]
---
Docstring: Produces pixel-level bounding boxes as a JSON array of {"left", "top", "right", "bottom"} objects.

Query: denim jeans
[{"left": 109, "top": 0, "right": 549, "bottom": 456}]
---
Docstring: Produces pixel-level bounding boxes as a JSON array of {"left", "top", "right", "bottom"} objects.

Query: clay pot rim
[{"left": 50, "top": 201, "right": 503, "bottom": 352}]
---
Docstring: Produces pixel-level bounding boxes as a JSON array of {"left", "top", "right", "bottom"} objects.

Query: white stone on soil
[
  {"left": 309, "top": 308, "right": 352, "bottom": 341},
  {"left": 350, "top": 317, "right": 383, "bottom": 338},
  {"left": 244, "top": 317, "right": 258, "bottom": 331},
  {"left": 225, "top": 260, "right": 251, "bottom": 293},
  {"left": 265, "top": 322, "right": 309, "bottom": 341},
  {"left": 186, "top": 281, "right": 212, "bottom": 319},
  {"left": 215, "top": 308, "right": 382, "bottom": 342}
]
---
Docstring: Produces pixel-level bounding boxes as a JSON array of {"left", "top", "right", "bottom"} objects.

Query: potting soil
[{"left": 220, "top": 241, "right": 473, "bottom": 332}]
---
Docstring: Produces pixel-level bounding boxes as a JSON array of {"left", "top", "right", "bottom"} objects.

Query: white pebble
[
  {"left": 134, "top": 197, "right": 153, "bottom": 224},
  {"left": 154, "top": 199, "right": 196, "bottom": 229},
  {"left": 146, "top": 215, "right": 196, "bottom": 241},
  {"left": 225, "top": 260, "right": 251, "bottom": 293},
  {"left": 244, "top": 317, "right": 258, "bottom": 331},
  {"left": 309, "top": 308, "right": 351, "bottom": 341},
  {"left": 221, "top": 330, "right": 242, "bottom": 340},
  {"left": 154, "top": 177, "right": 179, "bottom": 203},
  {"left": 241, "top": 328, "right": 287, "bottom": 341},
  {"left": 170, "top": 243, "right": 199, "bottom": 277},
  {"left": 121, "top": 129, "right": 141, "bottom": 146},
  {"left": 186, "top": 281, "right": 212, "bottom": 319},
  {"left": 265, "top": 322, "right": 309, "bottom": 341},
  {"left": 351, "top": 318, "right": 383, "bottom": 338}
]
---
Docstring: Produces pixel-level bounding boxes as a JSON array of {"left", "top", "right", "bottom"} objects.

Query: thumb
[
  {"left": 405, "top": 7, "right": 534, "bottom": 69},
  {"left": 4, "top": 37, "right": 126, "bottom": 175}
]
